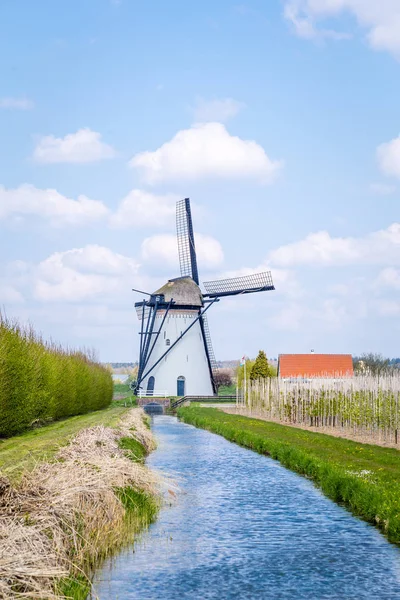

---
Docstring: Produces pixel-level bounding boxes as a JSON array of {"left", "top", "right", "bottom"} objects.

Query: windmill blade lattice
[
  {"left": 176, "top": 198, "right": 199, "bottom": 284},
  {"left": 200, "top": 314, "right": 218, "bottom": 371},
  {"left": 203, "top": 272, "right": 274, "bottom": 298}
]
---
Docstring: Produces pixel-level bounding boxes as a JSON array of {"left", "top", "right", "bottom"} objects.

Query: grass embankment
[
  {"left": 178, "top": 406, "right": 400, "bottom": 544},
  {"left": 0, "top": 408, "right": 159, "bottom": 599},
  {"left": 0, "top": 404, "right": 128, "bottom": 481}
]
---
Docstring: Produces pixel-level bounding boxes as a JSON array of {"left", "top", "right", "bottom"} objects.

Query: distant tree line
[
  {"left": 353, "top": 353, "right": 400, "bottom": 376},
  {"left": 104, "top": 362, "right": 138, "bottom": 368}
]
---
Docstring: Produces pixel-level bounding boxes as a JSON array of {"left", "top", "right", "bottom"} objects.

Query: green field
[
  {"left": 113, "top": 381, "right": 132, "bottom": 395},
  {"left": 218, "top": 384, "right": 236, "bottom": 396},
  {"left": 0, "top": 405, "right": 129, "bottom": 480},
  {"left": 178, "top": 406, "right": 400, "bottom": 544}
]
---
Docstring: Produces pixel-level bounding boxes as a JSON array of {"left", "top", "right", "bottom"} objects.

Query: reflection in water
[{"left": 93, "top": 415, "right": 400, "bottom": 599}]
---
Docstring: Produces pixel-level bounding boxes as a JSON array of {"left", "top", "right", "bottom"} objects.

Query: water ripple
[{"left": 93, "top": 416, "right": 400, "bottom": 600}]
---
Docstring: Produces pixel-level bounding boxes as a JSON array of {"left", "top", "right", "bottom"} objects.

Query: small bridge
[
  {"left": 170, "top": 395, "right": 236, "bottom": 409},
  {"left": 138, "top": 395, "right": 236, "bottom": 411},
  {"left": 137, "top": 397, "right": 171, "bottom": 408}
]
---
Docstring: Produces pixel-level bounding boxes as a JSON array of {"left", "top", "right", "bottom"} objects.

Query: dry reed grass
[{"left": 0, "top": 408, "right": 158, "bottom": 599}]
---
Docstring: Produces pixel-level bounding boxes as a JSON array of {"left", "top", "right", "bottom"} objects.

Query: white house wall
[{"left": 141, "top": 310, "right": 214, "bottom": 396}]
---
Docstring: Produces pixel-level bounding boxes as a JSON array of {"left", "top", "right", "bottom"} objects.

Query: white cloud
[
  {"left": 33, "top": 128, "right": 116, "bottom": 164},
  {"left": 376, "top": 267, "right": 400, "bottom": 290},
  {"left": 269, "top": 303, "right": 305, "bottom": 331},
  {"left": 0, "top": 184, "right": 108, "bottom": 226},
  {"left": 0, "top": 282, "right": 24, "bottom": 303},
  {"left": 376, "top": 299, "right": 400, "bottom": 316},
  {"left": 283, "top": 0, "right": 400, "bottom": 57},
  {"left": 129, "top": 122, "right": 282, "bottom": 184},
  {"left": 34, "top": 245, "right": 139, "bottom": 302},
  {"left": 283, "top": 2, "right": 350, "bottom": 40},
  {"left": 0, "top": 97, "right": 34, "bottom": 110},
  {"left": 370, "top": 182, "right": 396, "bottom": 195},
  {"left": 192, "top": 97, "right": 245, "bottom": 122},
  {"left": 110, "top": 190, "right": 179, "bottom": 229},
  {"left": 377, "top": 135, "right": 400, "bottom": 179},
  {"left": 268, "top": 223, "right": 400, "bottom": 267},
  {"left": 328, "top": 283, "right": 349, "bottom": 296},
  {"left": 141, "top": 233, "right": 224, "bottom": 270},
  {"left": 319, "top": 297, "right": 349, "bottom": 328}
]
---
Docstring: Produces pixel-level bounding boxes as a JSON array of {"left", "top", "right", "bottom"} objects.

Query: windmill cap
[{"left": 153, "top": 277, "right": 203, "bottom": 306}]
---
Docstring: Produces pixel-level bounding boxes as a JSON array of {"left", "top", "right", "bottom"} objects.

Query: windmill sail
[
  {"left": 198, "top": 313, "right": 217, "bottom": 394},
  {"left": 176, "top": 198, "right": 199, "bottom": 284},
  {"left": 132, "top": 197, "right": 275, "bottom": 398},
  {"left": 203, "top": 272, "right": 274, "bottom": 298},
  {"left": 200, "top": 314, "right": 217, "bottom": 371}
]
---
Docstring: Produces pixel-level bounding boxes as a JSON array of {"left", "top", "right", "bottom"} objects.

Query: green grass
[
  {"left": 0, "top": 405, "right": 128, "bottom": 480},
  {"left": 57, "top": 574, "right": 90, "bottom": 600},
  {"left": 118, "top": 436, "right": 147, "bottom": 462},
  {"left": 58, "top": 439, "right": 158, "bottom": 600},
  {"left": 218, "top": 384, "right": 236, "bottom": 396},
  {"left": 178, "top": 406, "right": 400, "bottom": 544},
  {"left": 111, "top": 394, "right": 138, "bottom": 406},
  {"left": 58, "top": 488, "right": 158, "bottom": 600},
  {"left": 113, "top": 382, "right": 131, "bottom": 394}
]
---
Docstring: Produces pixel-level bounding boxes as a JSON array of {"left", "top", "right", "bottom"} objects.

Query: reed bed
[
  {"left": 237, "top": 374, "right": 400, "bottom": 445},
  {"left": 0, "top": 315, "right": 113, "bottom": 438},
  {"left": 0, "top": 408, "right": 159, "bottom": 599}
]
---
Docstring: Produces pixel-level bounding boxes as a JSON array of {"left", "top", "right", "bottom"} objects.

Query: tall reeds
[
  {"left": 0, "top": 315, "right": 113, "bottom": 437},
  {"left": 237, "top": 374, "right": 400, "bottom": 444},
  {"left": 0, "top": 409, "right": 159, "bottom": 599}
]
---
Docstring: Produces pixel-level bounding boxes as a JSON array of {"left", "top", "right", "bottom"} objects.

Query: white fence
[{"left": 137, "top": 389, "right": 167, "bottom": 398}]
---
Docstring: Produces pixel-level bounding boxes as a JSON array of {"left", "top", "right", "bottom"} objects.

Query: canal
[{"left": 92, "top": 415, "right": 400, "bottom": 599}]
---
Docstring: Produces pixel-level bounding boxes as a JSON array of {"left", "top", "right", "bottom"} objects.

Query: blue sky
[{"left": 1, "top": 0, "right": 400, "bottom": 361}]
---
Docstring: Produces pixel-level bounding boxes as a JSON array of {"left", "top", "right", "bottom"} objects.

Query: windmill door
[
  {"left": 146, "top": 376, "right": 155, "bottom": 396},
  {"left": 177, "top": 376, "right": 185, "bottom": 396}
]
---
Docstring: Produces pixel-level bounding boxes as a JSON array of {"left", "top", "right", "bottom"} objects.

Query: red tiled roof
[{"left": 278, "top": 354, "right": 353, "bottom": 378}]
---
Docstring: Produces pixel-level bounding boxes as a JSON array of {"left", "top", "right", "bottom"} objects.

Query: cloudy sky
[{"left": 1, "top": 0, "right": 400, "bottom": 362}]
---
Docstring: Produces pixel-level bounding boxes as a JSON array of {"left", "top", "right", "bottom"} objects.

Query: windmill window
[{"left": 166, "top": 339, "right": 170, "bottom": 346}]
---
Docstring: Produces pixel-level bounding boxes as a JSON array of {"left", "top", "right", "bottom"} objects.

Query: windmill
[{"left": 133, "top": 198, "right": 275, "bottom": 397}]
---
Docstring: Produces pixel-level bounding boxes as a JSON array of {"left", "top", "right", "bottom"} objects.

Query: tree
[
  {"left": 353, "top": 353, "right": 391, "bottom": 376},
  {"left": 236, "top": 359, "right": 255, "bottom": 388},
  {"left": 213, "top": 368, "right": 233, "bottom": 390},
  {"left": 250, "top": 350, "right": 271, "bottom": 381}
]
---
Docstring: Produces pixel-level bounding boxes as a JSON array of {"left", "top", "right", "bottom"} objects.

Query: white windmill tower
[{"left": 133, "top": 198, "right": 275, "bottom": 397}]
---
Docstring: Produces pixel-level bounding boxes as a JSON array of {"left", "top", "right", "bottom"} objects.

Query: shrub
[
  {"left": 250, "top": 350, "right": 272, "bottom": 380},
  {"left": 0, "top": 316, "right": 113, "bottom": 438}
]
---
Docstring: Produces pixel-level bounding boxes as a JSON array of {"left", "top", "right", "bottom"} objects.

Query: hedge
[{"left": 0, "top": 317, "right": 113, "bottom": 437}]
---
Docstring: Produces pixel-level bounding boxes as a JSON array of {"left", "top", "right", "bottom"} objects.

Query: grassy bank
[
  {"left": 0, "top": 409, "right": 160, "bottom": 598},
  {"left": 178, "top": 406, "right": 400, "bottom": 544},
  {"left": 0, "top": 404, "right": 129, "bottom": 480}
]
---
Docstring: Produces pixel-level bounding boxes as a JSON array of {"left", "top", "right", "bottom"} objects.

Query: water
[
  {"left": 112, "top": 374, "right": 129, "bottom": 383},
  {"left": 93, "top": 416, "right": 400, "bottom": 599}
]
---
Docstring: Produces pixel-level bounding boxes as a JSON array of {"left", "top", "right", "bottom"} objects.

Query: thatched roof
[{"left": 154, "top": 277, "right": 203, "bottom": 306}]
